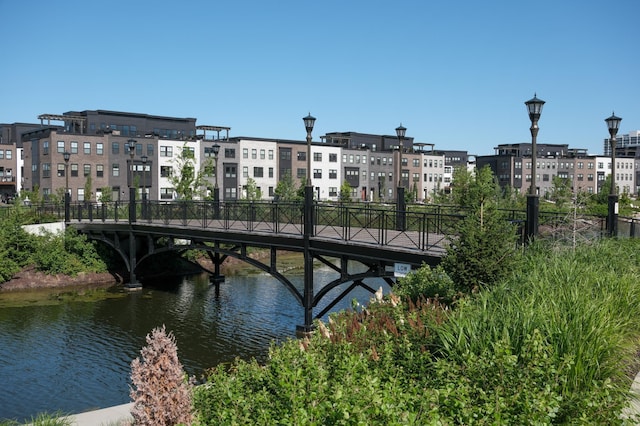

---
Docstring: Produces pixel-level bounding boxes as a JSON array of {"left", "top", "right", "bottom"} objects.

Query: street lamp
[
  {"left": 141, "top": 154, "right": 148, "bottom": 219},
  {"left": 63, "top": 151, "right": 71, "bottom": 199},
  {"left": 127, "top": 139, "right": 136, "bottom": 195},
  {"left": 300, "top": 113, "right": 316, "bottom": 334},
  {"left": 212, "top": 142, "right": 221, "bottom": 218},
  {"left": 605, "top": 112, "right": 622, "bottom": 237},
  {"left": 395, "top": 124, "right": 406, "bottom": 230},
  {"left": 524, "top": 94, "right": 545, "bottom": 241}
]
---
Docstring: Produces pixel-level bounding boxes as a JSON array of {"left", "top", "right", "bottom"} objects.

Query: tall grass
[{"left": 436, "top": 238, "right": 640, "bottom": 417}]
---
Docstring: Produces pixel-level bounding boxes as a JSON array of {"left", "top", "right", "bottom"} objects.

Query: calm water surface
[{"left": 0, "top": 262, "right": 389, "bottom": 422}]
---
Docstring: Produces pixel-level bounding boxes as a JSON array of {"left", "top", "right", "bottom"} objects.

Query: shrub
[
  {"left": 130, "top": 325, "right": 193, "bottom": 425},
  {"left": 394, "top": 264, "right": 457, "bottom": 305}
]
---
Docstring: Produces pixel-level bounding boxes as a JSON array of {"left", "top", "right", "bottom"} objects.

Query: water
[{"left": 0, "top": 262, "right": 389, "bottom": 422}]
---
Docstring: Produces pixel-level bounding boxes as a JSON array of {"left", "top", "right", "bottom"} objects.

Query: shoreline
[{"left": 0, "top": 266, "right": 122, "bottom": 292}]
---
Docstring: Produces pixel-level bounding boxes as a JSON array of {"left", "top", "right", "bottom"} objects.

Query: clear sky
[{"left": 1, "top": 0, "right": 638, "bottom": 155}]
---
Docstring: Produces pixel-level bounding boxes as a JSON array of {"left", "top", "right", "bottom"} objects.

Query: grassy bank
[{"left": 192, "top": 239, "right": 640, "bottom": 424}]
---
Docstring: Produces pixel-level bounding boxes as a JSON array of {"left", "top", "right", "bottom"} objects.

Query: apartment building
[{"left": 0, "top": 122, "right": 41, "bottom": 201}]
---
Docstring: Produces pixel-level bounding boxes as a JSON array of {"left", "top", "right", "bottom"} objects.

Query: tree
[
  {"left": 84, "top": 175, "right": 93, "bottom": 202},
  {"left": 130, "top": 325, "right": 193, "bottom": 425},
  {"left": 549, "top": 176, "right": 572, "bottom": 210},
  {"left": 168, "top": 144, "right": 206, "bottom": 200},
  {"left": 451, "top": 165, "right": 499, "bottom": 225},
  {"left": 274, "top": 171, "right": 300, "bottom": 201},
  {"left": 339, "top": 180, "right": 351, "bottom": 202},
  {"left": 98, "top": 186, "right": 112, "bottom": 203},
  {"left": 244, "top": 177, "right": 262, "bottom": 200}
]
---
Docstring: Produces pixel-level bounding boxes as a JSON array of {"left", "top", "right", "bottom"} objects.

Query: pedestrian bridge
[{"left": 58, "top": 199, "right": 463, "bottom": 331}]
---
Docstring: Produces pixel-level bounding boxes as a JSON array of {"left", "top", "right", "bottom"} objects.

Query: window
[
  {"left": 314, "top": 152, "right": 322, "bottom": 161},
  {"left": 42, "top": 163, "right": 51, "bottom": 178},
  {"left": 57, "top": 164, "right": 65, "bottom": 177},
  {"left": 251, "top": 149, "right": 257, "bottom": 159},
  {"left": 160, "top": 146, "right": 173, "bottom": 157},
  {"left": 243, "top": 166, "right": 248, "bottom": 177},
  {"left": 161, "top": 166, "right": 172, "bottom": 177},
  {"left": 225, "top": 148, "right": 235, "bottom": 158},
  {"left": 224, "top": 187, "right": 237, "bottom": 199},
  {"left": 329, "top": 187, "right": 337, "bottom": 196},
  {"left": 96, "top": 164, "right": 104, "bottom": 178},
  {"left": 269, "top": 167, "right": 273, "bottom": 178},
  {"left": 297, "top": 151, "right": 306, "bottom": 161},
  {"left": 161, "top": 188, "right": 173, "bottom": 200},
  {"left": 112, "top": 142, "right": 119, "bottom": 155},
  {"left": 70, "top": 141, "right": 78, "bottom": 154},
  {"left": 413, "top": 173, "right": 419, "bottom": 182},
  {"left": 83, "top": 164, "right": 91, "bottom": 177},
  {"left": 296, "top": 168, "right": 306, "bottom": 178},
  {"left": 0, "top": 151, "right": 3, "bottom": 160},
  {"left": 84, "top": 142, "right": 91, "bottom": 155},
  {"left": 136, "top": 144, "right": 143, "bottom": 156},
  {"left": 313, "top": 169, "right": 322, "bottom": 179},
  {"left": 57, "top": 141, "right": 65, "bottom": 153},
  {"left": 96, "top": 143, "right": 103, "bottom": 155},
  {"left": 71, "top": 164, "right": 78, "bottom": 177},
  {"left": 329, "top": 153, "right": 337, "bottom": 162},
  {"left": 147, "top": 144, "right": 154, "bottom": 156},
  {"left": 77, "top": 188, "right": 85, "bottom": 202},
  {"left": 254, "top": 167, "right": 263, "bottom": 177},
  {"left": 329, "top": 169, "right": 337, "bottom": 179},
  {"left": 112, "top": 164, "right": 120, "bottom": 177},
  {"left": 413, "top": 159, "right": 420, "bottom": 167},
  {"left": 225, "top": 165, "right": 237, "bottom": 178},
  {"left": 182, "top": 146, "right": 195, "bottom": 158},
  {"left": 43, "top": 141, "right": 49, "bottom": 155},
  {"left": 260, "top": 149, "right": 265, "bottom": 159},
  {"left": 243, "top": 148, "right": 248, "bottom": 159}
]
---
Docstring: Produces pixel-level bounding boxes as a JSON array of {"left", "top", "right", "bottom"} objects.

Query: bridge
[{"left": 57, "top": 199, "right": 465, "bottom": 331}]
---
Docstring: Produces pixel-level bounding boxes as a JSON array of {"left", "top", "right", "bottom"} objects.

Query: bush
[
  {"left": 394, "top": 264, "right": 457, "bottom": 305},
  {"left": 130, "top": 325, "right": 193, "bottom": 425}
]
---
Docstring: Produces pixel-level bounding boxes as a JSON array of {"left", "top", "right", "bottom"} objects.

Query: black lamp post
[
  {"left": 63, "top": 151, "right": 71, "bottom": 222},
  {"left": 605, "top": 112, "right": 622, "bottom": 237},
  {"left": 141, "top": 154, "right": 148, "bottom": 219},
  {"left": 395, "top": 124, "right": 406, "bottom": 230},
  {"left": 300, "top": 113, "right": 316, "bottom": 334},
  {"left": 524, "top": 94, "right": 545, "bottom": 241},
  {"left": 212, "top": 142, "right": 221, "bottom": 218}
]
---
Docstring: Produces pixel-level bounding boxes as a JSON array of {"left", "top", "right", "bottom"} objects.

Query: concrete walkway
[{"left": 62, "top": 403, "right": 133, "bottom": 426}]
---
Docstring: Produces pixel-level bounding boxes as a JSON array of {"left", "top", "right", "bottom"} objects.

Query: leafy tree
[
  {"left": 98, "top": 186, "right": 113, "bottom": 203},
  {"left": 339, "top": 180, "right": 351, "bottom": 202},
  {"left": 243, "top": 177, "right": 262, "bottom": 201},
  {"left": 168, "top": 144, "right": 206, "bottom": 200},
  {"left": 274, "top": 171, "right": 301, "bottom": 201},
  {"left": 549, "top": 176, "right": 572, "bottom": 210},
  {"left": 84, "top": 175, "right": 93, "bottom": 202}
]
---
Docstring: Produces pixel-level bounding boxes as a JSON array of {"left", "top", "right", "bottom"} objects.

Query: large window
[
  {"left": 96, "top": 143, "right": 103, "bottom": 155},
  {"left": 57, "top": 164, "right": 65, "bottom": 177},
  {"left": 161, "top": 166, "right": 173, "bottom": 177},
  {"left": 42, "top": 163, "right": 51, "bottom": 178},
  {"left": 329, "top": 169, "right": 337, "bottom": 179},
  {"left": 112, "top": 164, "right": 120, "bottom": 177},
  {"left": 71, "top": 164, "right": 78, "bottom": 177},
  {"left": 43, "top": 141, "right": 49, "bottom": 155},
  {"left": 313, "top": 152, "right": 322, "bottom": 161},
  {"left": 243, "top": 166, "right": 249, "bottom": 178},
  {"left": 84, "top": 164, "right": 91, "bottom": 177},
  {"left": 160, "top": 146, "right": 173, "bottom": 157},
  {"left": 329, "top": 153, "right": 337, "bottom": 162},
  {"left": 243, "top": 148, "right": 248, "bottom": 159},
  {"left": 96, "top": 164, "right": 104, "bottom": 178},
  {"left": 84, "top": 142, "right": 91, "bottom": 155},
  {"left": 112, "top": 142, "right": 119, "bottom": 155},
  {"left": 297, "top": 151, "right": 306, "bottom": 161},
  {"left": 57, "top": 141, "right": 65, "bottom": 153},
  {"left": 225, "top": 165, "right": 237, "bottom": 178},
  {"left": 70, "top": 141, "right": 78, "bottom": 154},
  {"left": 225, "top": 148, "right": 235, "bottom": 158},
  {"left": 160, "top": 188, "right": 173, "bottom": 200},
  {"left": 254, "top": 167, "right": 263, "bottom": 178}
]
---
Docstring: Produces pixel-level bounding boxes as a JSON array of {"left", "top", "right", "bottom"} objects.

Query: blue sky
[{"left": 1, "top": 0, "right": 638, "bottom": 155}]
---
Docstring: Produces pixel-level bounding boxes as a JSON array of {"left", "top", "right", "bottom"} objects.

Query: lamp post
[
  {"left": 395, "top": 124, "right": 406, "bottom": 230},
  {"left": 605, "top": 112, "right": 622, "bottom": 237},
  {"left": 141, "top": 154, "right": 148, "bottom": 219},
  {"left": 63, "top": 151, "right": 71, "bottom": 222},
  {"left": 127, "top": 139, "right": 137, "bottom": 222},
  {"left": 212, "top": 142, "right": 220, "bottom": 218},
  {"left": 524, "top": 94, "right": 545, "bottom": 241},
  {"left": 300, "top": 113, "right": 316, "bottom": 334}
]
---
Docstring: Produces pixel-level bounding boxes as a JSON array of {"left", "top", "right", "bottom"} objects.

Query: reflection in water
[{"left": 0, "top": 262, "right": 389, "bottom": 422}]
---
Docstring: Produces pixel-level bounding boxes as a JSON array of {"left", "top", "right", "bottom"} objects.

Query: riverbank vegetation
[
  {"left": 189, "top": 238, "right": 640, "bottom": 424},
  {"left": 0, "top": 207, "right": 108, "bottom": 284}
]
